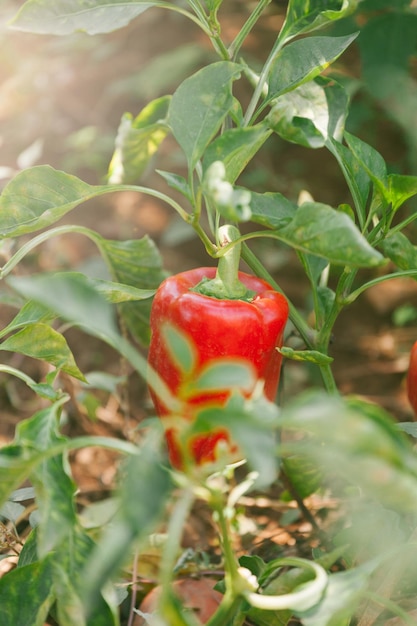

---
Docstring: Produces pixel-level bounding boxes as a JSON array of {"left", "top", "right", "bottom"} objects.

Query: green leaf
[
  {"left": 326, "top": 139, "right": 371, "bottom": 227},
  {"left": 387, "top": 173, "right": 417, "bottom": 213},
  {"left": 56, "top": 271, "right": 156, "bottom": 303},
  {"left": 162, "top": 323, "right": 197, "bottom": 377},
  {"left": 194, "top": 392, "right": 280, "bottom": 488},
  {"left": 9, "top": 0, "right": 157, "bottom": 35},
  {"left": 97, "top": 236, "right": 166, "bottom": 345},
  {"left": 80, "top": 429, "right": 172, "bottom": 605},
  {"left": 278, "top": 347, "right": 333, "bottom": 365},
  {"left": 108, "top": 96, "right": 171, "bottom": 184},
  {"left": 168, "top": 62, "right": 242, "bottom": 169},
  {"left": 8, "top": 273, "right": 119, "bottom": 344},
  {"left": 0, "top": 445, "right": 40, "bottom": 511},
  {"left": 156, "top": 170, "right": 193, "bottom": 203},
  {"left": 280, "top": 0, "right": 359, "bottom": 42},
  {"left": 0, "top": 556, "right": 55, "bottom": 626},
  {"left": 379, "top": 231, "right": 417, "bottom": 271},
  {"left": 268, "top": 34, "right": 358, "bottom": 101},
  {"left": 15, "top": 402, "right": 78, "bottom": 556},
  {"left": 249, "top": 191, "right": 296, "bottom": 230},
  {"left": 0, "top": 165, "right": 129, "bottom": 238},
  {"left": 203, "top": 125, "right": 272, "bottom": 184},
  {"left": 301, "top": 565, "right": 373, "bottom": 626},
  {"left": 344, "top": 131, "right": 387, "bottom": 193},
  {"left": 0, "top": 300, "right": 55, "bottom": 339},
  {"left": 277, "top": 201, "right": 384, "bottom": 267},
  {"left": 267, "top": 78, "right": 348, "bottom": 148},
  {"left": 0, "top": 323, "right": 86, "bottom": 381},
  {"left": 191, "top": 359, "right": 256, "bottom": 395}
]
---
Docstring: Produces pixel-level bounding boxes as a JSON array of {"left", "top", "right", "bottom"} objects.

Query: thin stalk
[
  {"left": 241, "top": 243, "right": 316, "bottom": 348},
  {"left": 228, "top": 0, "right": 272, "bottom": 59},
  {"left": 243, "top": 34, "right": 287, "bottom": 126},
  {"left": 158, "top": 488, "right": 195, "bottom": 603},
  {"left": 343, "top": 268, "right": 417, "bottom": 306}
]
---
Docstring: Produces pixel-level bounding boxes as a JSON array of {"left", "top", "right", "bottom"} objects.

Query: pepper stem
[{"left": 192, "top": 225, "right": 253, "bottom": 300}]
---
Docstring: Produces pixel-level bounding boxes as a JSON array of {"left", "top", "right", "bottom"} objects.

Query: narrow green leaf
[
  {"left": 277, "top": 202, "right": 384, "bottom": 267},
  {"left": 203, "top": 125, "right": 272, "bottom": 184},
  {"left": 268, "top": 34, "right": 357, "bottom": 100},
  {"left": 278, "top": 347, "right": 333, "bottom": 365},
  {"left": 108, "top": 96, "right": 171, "bottom": 184},
  {"left": 54, "top": 271, "right": 156, "bottom": 303},
  {"left": 162, "top": 323, "right": 197, "bottom": 377},
  {"left": 0, "top": 556, "right": 55, "bottom": 626},
  {"left": 156, "top": 170, "right": 193, "bottom": 203},
  {"left": 9, "top": 0, "right": 157, "bottom": 35},
  {"left": 168, "top": 62, "right": 242, "bottom": 169},
  {"left": 80, "top": 429, "right": 172, "bottom": 605},
  {"left": 0, "top": 323, "right": 86, "bottom": 381}
]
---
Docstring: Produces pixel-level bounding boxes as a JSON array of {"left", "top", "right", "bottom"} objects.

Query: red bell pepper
[
  {"left": 147, "top": 233, "right": 289, "bottom": 468},
  {"left": 407, "top": 340, "right": 417, "bottom": 417}
]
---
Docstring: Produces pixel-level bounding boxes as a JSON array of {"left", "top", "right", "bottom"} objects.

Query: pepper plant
[{"left": 2, "top": 1, "right": 417, "bottom": 625}]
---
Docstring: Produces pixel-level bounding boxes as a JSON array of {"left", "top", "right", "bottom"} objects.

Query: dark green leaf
[
  {"left": 379, "top": 231, "right": 417, "bottom": 271},
  {"left": 0, "top": 323, "right": 86, "bottom": 381},
  {"left": 108, "top": 96, "right": 171, "bottom": 184},
  {"left": 15, "top": 403, "right": 78, "bottom": 556},
  {"left": 326, "top": 139, "right": 371, "bottom": 227},
  {"left": 344, "top": 132, "right": 387, "bottom": 192},
  {"left": 98, "top": 236, "right": 166, "bottom": 345},
  {"left": 9, "top": 0, "right": 157, "bottom": 35},
  {"left": 268, "top": 34, "right": 357, "bottom": 100},
  {"left": 157, "top": 170, "right": 193, "bottom": 203},
  {"left": 249, "top": 191, "right": 296, "bottom": 229},
  {"left": 0, "top": 556, "right": 55, "bottom": 626},
  {"left": 203, "top": 125, "right": 272, "bottom": 184},
  {"left": 277, "top": 202, "right": 384, "bottom": 267},
  {"left": 168, "top": 62, "right": 242, "bottom": 169}
]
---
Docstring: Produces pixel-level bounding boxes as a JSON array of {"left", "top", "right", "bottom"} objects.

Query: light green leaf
[
  {"left": 55, "top": 271, "right": 156, "bottom": 303},
  {"left": 9, "top": 0, "right": 157, "bottom": 35},
  {"left": 192, "top": 360, "right": 256, "bottom": 395},
  {"left": 7, "top": 273, "right": 119, "bottom": 343},
  {"left": 168, "top": 62, "right": 242, "bottom": 169},
  {"left": 277, "top": 202, "right": 384, "bottom": 267},
  {"left": 0, "top": 165, "right": 110, "bottom": 238},
  {"left": 157, "top": 170, "right": 193, "bottom": 203},
  {"left": 162, "top": 323, "right": 197, "bottom": 377},
  {"left": 268, "top": 78, "right": 347, "bottom": 148},
  {"left": 108, "top": 96, "right": 171, "bottom": 184},
  {"left": 0, "top": 300, "right": 55, "bottom": 339},
  {"left": 203, "top": 125, "right": 272, "bottom": 184},
  {"left": 268, "top": 34, "right": 357, "bottom": 100},
  {"left": 0, "top": 323, "right": 86, "bottom": 381},
  {"left": 387, "top": 173, "right": 417, "bottom": 212},
  {"left": 301, "top": 566, "right": 373, "bottom": 626}
]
